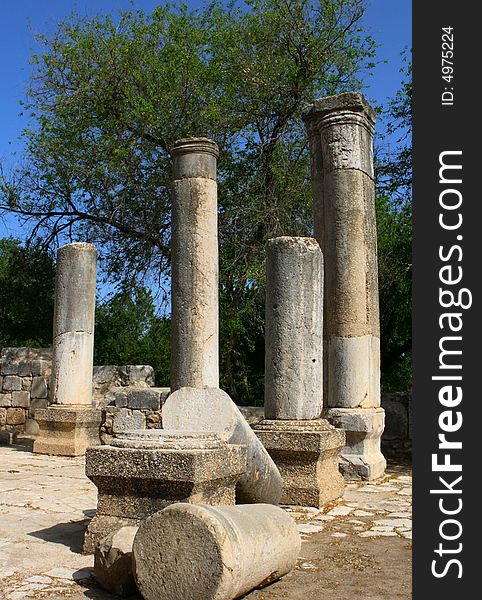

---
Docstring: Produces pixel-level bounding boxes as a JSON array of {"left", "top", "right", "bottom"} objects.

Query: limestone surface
[
  {"left": 50, "top": 243, "right": 97, "bottom": 406},
  {"left": 94, "top": 526, "right": 138, "bottom": 597},
  {"left": 325, "top": 407, "right": 386, "bottom": 480},
  {"left": 32, "top": 406, "right": 101, "bottom": 457},
  {"left": 171, "top": 138, "right": 220, "bottom": 391},
  {"left": 265, "top": 237, "right": 323, "bottom": 420},
  {"left": 133, "top": 503, "right": 301, "bottom": 600},
  {"left": 83, "top": 429, "right": 247, "bottom": 552},
  {"left": 162, "top": 387, "right": 283, "bottom": 504},
  {"left": 255, "top": 419, "right": 345, "bottom": 507}
]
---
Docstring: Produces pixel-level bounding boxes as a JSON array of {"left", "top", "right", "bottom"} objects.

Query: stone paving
[{"left": 0, "top": 440, "right": 411, "bottom": 599}]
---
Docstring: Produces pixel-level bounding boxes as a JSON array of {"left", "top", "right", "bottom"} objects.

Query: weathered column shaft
[
  {"left": 133, "top": 503, "right": 301, "bottom": 600},
  {"left": 303, "top": 93, "right": 380, "bottom": 409},
  {"left": 50, "top": 242, "right": 97, "bottom": 405},
  {"left": 171, "top": 138, "right": 219, "bottom": 391},
  {"left": 265, "top": 236, "right": 323, "bottom": 420}
]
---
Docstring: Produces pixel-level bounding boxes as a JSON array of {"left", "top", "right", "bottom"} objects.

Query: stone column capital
[
  {"left": 302, "top": 92, "right": 376, "bottom": 136},
  {"left": 171, "top": 137, "right": 219, "bottom": 159},
  {"left": 58, "top": 241, "right": 98, "bottom": 257},
  {"left": 171, "top": 137, "right": 219, "bottom": 181}
]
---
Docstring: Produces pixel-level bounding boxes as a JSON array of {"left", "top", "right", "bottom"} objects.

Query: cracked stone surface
[{"left": 0, "top": 439, "right": 411, "bottom": 599}]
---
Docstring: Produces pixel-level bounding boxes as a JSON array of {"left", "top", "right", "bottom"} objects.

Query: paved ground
[{"left": 0, "top": 439, "right": 411, "bottom": 599}]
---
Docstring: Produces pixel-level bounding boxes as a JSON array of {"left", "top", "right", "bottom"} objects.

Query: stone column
[
  {"left": 133, "top": 503, "right": 300, "bottom": 600},
  {"left": 254, "top": 237, "right": 345, "bottom": 507},
  {"left": 51, "top": 242, "right": 97, "bottom": 405},
  {"left": 33, "top": 242, "right": 101, "bottom": 456},
  {"left": 302, "top": 92, "right": 386, "bottom": 480},
  {"left": 171, "top": 138, "right": 219, "bottom": 391},
  {"left": 264, "top": 236, "right": 323, "bottom": 420}
]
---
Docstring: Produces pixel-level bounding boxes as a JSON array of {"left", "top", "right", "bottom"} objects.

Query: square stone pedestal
[
  {"left": 32, "top": 405, "right": 102, "bottom": 457},
  {"left": 324, "top": 407, "right": 386, "bottom": 481},
  {"left": 254, "top": 419, "right": 345, "bottom": 507},
  {"left": 83, "top": 430, "right": 247, "bottom": 553}
]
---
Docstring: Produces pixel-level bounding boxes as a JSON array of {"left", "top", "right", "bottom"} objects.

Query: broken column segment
[
  {"left": 302, "top": 92, "right": 386, "bottom": 480},
  {"left": 133, "top": 503, "right": 301, "bottom": 600},
  {"left": 255, "top": 237, "right": 345, "bottom": 506},
  {"left": 162, "top": 387, "right": 283, "bottom": 504},
  {"left": 171, "top": 138, "right": 219, "bottom": 391},
  {"left": 83, "top": 429, "right": 246, "bottom": 553},
  {"left": 264, "top": 236, "right": 323, "bottom": 420},
  {"left": 33, "top": 243, "right": 101, "bottom": 456}
]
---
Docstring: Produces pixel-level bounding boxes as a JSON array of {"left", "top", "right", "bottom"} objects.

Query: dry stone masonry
[
  {"left": 255, "top": 236, "right": 345, "bottom": 506},
  {"left": 171, "top": 138, "right": 220, "bottom": 391},
  {"left": 303, "top": 92, "right": 386, "bottom": 480},
  {"left": 33, "top": 242, "right": 101, "bottom": 457},
  {"left": 0, "top": 348, "right": 51, "bottom": 440},
  {"left": 133, "top": 503, "right": 301, "bottom": 600}
]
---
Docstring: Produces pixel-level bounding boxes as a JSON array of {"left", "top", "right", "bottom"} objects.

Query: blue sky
[{"left": 0, "top": 0, "right": 411, "bottom": 240}]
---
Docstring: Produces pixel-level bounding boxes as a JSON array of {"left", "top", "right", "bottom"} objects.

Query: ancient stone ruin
[
  {"left": 303, "top": 92, "right": 386, "bottom": 480},
  {"left": 0, "top": 92, "right": 392, "bottom": 599}
]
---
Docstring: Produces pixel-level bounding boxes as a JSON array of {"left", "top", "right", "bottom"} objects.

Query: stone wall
[
  {"left": 0, "top": 348, "right": 52, "bottom": 434},
  {"left": 0, "top": 347, "right": 160, "bottom": 439},
  {"left": 380, "top": 392, "right": 412, "bottom": 455}
]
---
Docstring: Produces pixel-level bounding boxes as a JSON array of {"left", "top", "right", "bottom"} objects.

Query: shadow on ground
[{"left": 29, "top": 519, "right": 90, "bottom": 553}]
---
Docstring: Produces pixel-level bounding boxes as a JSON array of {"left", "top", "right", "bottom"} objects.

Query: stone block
[
  {"left": 324, "top": 407, "right": 386, "bottom": 480},
  {"left": 94, "top": 526, "right": 139, "bottom": 597},
  {"left": 30, "top": 398, "right": 48, "bottom": 415},
  {"left": 31, "top": 376, "right": 48, "bottom": 399},
  {"left": 3, "top": 376, "right": 22, "bottom": 391},
  {"left": 133, "top": 503, "right": 301, "bottom": 600},
  {"left": 125, "top": 365, "right": 155, "bottom": 387},
  {"left": 112, "top": 409, "right": 146, "bottom": 434},
  {"left": 0, "top": 407, "right": 6, "bottom": 426},
  {"left": 254, "top": 419, "right": 345, "bottom": 507},
  {"left": 146, "top": 411, "right": 162, "bottom": 428},
  {"left": 0, "top": 361, "right": 19, "bottom": 376},
  {"left": 0, "top": 429, "right": 17, "bottom": 444},
  {"left": 6, "top": 407, "right": 26, "bottom": 425},
  {"left": 32, "top": 406, "right": 102, "bottom": 457},
  {"left": 130, "top": 387, "right": 169, "bottom": 410},
  {"left": 93, "top": 365, "right": 124, "bottom": 385},
  {"left": 12, "top": 391, "right": 30, "bottom": 408},
  {"left": 25, "top": 418, "right": 40, "bottom": 436},
  {"left": 83, "top": 430, "right": 246, "bottom": 553},
  {"left": 1, "top": 347, "right": 52, "bottom": 362},
  {"left": 18, "top": 360, "right": 50, "bottom": 377},
  {"left": 0, "top": 393, "right": 12, "bottom": 407},
  {"left": 21, "top": 377, "right": 32, "bottom": 391},
  {"left": 163, "top": 387, "right": 283, "bottom": 504}
]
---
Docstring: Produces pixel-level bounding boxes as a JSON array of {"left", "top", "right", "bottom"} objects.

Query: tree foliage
[
  {"left": 0, "top": 238, "right": 55, "bottom": 348},
  {"left": 2, "top": 1, "right": 412, "bottom": 402},
  {"left": 94, "top": 287, "right": 170, "bottom": 386},
  {"left": 376, "top": 55, "right": 412, "bottom": 392}
]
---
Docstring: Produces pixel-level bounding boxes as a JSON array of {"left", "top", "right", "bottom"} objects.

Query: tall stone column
[
  {"left": 171, "top": 138, "right": 219, "bottom": 391},
  {"left": 33, "top": 242, "right": 101, "bottom": 456},
  {"left": 303, "top": 93, "right": 386, "bottom": 480},
  {"left": 255, "top": 237, "right": 345, "bottom": 507}
]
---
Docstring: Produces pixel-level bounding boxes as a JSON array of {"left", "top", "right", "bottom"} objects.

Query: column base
[
  {"left": 32, "top": 405, "right": 102, "bottom": 457},
  {"left": 254, "top": 419, "right": 345, "bottom": 507},
  {"left": 83, "top": 430, "right": 246, "bottom": 553},
  {"left": 323, "top": 407, "right": 386, "bottom": 481}
]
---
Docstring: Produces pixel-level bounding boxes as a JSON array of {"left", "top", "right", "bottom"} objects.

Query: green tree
[
  {"left": 0, "top": 0, "right": 378, "bottom": 402},
  {"left": 94, "top": 287, "right": 170, "bottom": 385},
  {"left": 375, "top": 55, "right": 412, "bottom": 392},
  {"left": 0, "top": 238, "right": 55, "bottom": 347}
]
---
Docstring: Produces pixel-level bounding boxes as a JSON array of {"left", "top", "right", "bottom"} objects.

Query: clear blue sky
[{"left": 0, "top": 0, "right": 411, "bottom": 240}]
